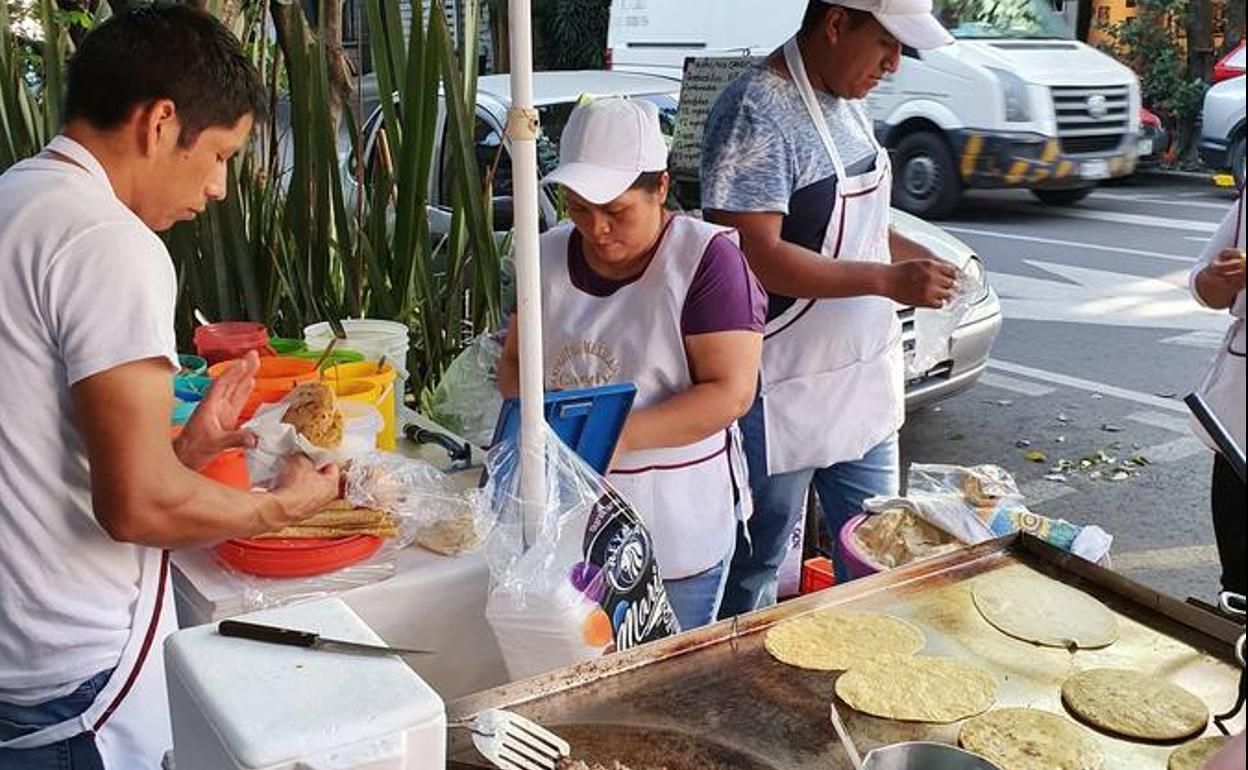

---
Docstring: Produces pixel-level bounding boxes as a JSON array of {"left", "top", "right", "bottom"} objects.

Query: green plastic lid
[
  {"left": 293, "top": 348, "right": 365, "bottom": 369},
  {"left": 269, "top": 337, "right": 308, "bottom": 356}
]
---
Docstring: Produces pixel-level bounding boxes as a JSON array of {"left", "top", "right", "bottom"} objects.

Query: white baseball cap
[
  {"left": 821, "top": 0, "right": 953, "bottom": 50},
  {"left": 541, "top": 98, "right": 668, "bottom": 205}
]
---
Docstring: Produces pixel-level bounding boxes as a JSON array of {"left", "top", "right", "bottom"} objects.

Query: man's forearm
[{"left": 744, "top": 237, "right": 892, "bottom": 299}]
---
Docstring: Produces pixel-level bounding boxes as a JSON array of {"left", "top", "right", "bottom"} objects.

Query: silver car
[
  {"left": 1199, "top": 75, "right": 1246, "bottom": 189},
  {"left": 350, "top": 70, "right": 1003, "bottom": 409}
]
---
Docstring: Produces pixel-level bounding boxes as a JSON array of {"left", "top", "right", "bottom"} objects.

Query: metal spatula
[{"left": 454, "top": 709, "right": 570, "bottom": 770}]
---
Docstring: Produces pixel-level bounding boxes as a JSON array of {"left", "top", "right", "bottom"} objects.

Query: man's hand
[
  {"left": 884, "top": 259, "right": 959, "bottom": 308},
  {"left": 1206, "top": 248, "right": 1246, "bottom": 290},
  {"left": 261, "top": 455, "right": 342, "bottom": 533},
  {"left": 174, "top": 351, "right": 259, "bottom": 470}
]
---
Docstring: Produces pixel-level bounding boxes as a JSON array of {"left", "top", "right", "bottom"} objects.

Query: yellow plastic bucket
[{"left": 322, "top": 362, "right": 398, "bottom": 449}]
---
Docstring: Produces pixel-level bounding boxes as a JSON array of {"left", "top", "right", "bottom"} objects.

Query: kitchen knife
[{"left": 218, "top": 620, "right": 433, "bottom": 657}]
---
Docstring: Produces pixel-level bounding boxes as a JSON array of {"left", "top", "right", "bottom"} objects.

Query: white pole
[{"left": 506, "top": 0, "right": 546, "bottom": 545}]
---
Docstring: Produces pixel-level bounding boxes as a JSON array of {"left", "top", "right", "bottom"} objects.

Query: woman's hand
[{"left": 174, "top": 351, "right": 259, "bottom": 470}]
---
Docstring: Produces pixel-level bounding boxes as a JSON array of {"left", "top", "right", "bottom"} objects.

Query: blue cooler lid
[{"left": 490, "top": 383, "right": 636, "bottom": 474}]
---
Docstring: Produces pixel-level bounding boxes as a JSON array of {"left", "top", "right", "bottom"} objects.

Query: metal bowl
[{"left": 864, "top": 742, "right": 1004, "bottom": 770}]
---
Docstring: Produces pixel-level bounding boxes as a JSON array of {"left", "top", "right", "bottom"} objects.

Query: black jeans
[{"left": 1212, "top": 453, "right": 1247, "bottom": 597}]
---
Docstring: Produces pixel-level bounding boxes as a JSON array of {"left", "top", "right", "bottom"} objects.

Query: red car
[
  {"left": 1136, "top": 106, "right": 1169, "bottom": 168},
  {"left": 1213, "top": 41, "right": 1246, "bottom": 84}
]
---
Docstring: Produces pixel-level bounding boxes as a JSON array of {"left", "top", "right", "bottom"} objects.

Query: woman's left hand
[{"left": 175, "top": 352, "right": 260, "bottom": 470}]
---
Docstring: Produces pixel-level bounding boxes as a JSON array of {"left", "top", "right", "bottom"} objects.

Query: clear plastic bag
[
  {"left": 864, "top": 463, "right": 1113, "bottom": 565},
  {"left": 422, "top": 332, "right": 505, "bottom": 448},
  {"left": 484, "top": 425, "right": 681, "bottom": 680},
  {"left": 346, "top": 452, "right": 494, "bottom": 556},
  {"left": 910, "top": 265, "right": 983, "bottom": 375}
]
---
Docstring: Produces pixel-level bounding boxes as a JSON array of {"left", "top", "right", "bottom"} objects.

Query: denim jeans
[
  {"left": 663, "top": 548, "right": 732, "bottom": 632},
  {"left": 0, "top": 670, "right": 111, "bottom": 770},
  {"left": 719, "top": 395, "right": 900, "bottom": 618}
]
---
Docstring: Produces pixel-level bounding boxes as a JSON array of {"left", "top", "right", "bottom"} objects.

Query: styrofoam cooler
[{"left": 165, "top": 598, "right": 446, "bottom": 770}]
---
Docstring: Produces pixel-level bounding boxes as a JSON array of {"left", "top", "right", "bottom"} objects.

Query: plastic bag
[
  {"left": 484, "top": 425, "right": 681, "bottom": 680},
  {"left": 423, "top": 332, "right": 505, "bottom": 448},
  {"left": 243, "top": 397, "right": 376, "bottom": 487},
  {"left": 864, "top": 463, "right": 1113, "bottom": 565},
  {"left": 346, "top": 452, "right": 494, "bottom": 556},
  {"left": 910, "top": 265, "right": 983, "bottom": 375}
]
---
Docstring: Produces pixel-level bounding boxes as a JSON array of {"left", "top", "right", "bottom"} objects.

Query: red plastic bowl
[{"left": 216, "top": 535, "right": 383, "bottom": 578}]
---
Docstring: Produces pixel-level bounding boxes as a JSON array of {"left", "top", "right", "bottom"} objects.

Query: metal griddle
[{"left": 448, "top": 535, "right": 1245, "bottom": 770}]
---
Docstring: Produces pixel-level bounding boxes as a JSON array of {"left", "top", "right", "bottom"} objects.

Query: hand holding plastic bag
[{"left": 910, "top": 264, "right": 984, "bottom": 375}]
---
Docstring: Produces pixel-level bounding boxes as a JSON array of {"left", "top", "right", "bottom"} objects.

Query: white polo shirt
[{"left": 0, "top": 136, "right": 178, "bottom": 705}]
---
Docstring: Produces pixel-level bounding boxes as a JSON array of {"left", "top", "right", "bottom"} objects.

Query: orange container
[
  {"left": 208, "top": 356, "right": 318, "bottom": 389},
  {"left": 800, "top": 557, "right": 836, "bottom": 595},
  {"left": 201, "top": 449, "right": 251, "bottom": 490}
]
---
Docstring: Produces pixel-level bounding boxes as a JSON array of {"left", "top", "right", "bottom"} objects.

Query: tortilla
[
  {"left": 972, "top": 569, "right": 1119, "bottom": 650},
  {"left": 1061, "top": 669, "right": 1209, "bottom": 741},
  {"left": 281, "top": 382, "right": 344, "bottom": 448},
  {"left": 959, "top": 708, "right": 1104, "bottom": 770},
  {"left": 835, "top": 654, "right": 997, "bottom": 723},
  {"left": 1168, "top": 736, "right": 1230, "bottom": 770},
  {"left": 764, "top": 610, "right": 926, "bottom": 671}
]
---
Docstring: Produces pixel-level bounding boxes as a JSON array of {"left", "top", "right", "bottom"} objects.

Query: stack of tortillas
[
  {"left": 764, "top": 609, "right": 998, "bottom": 723},
  {"left": 959, "top": 708, "right": 1104, "bottom": 770},
  {"left": 972, "top": 568, "right": 1119, "bottom": 650},
  {"left": 255, "top": 499, "right": 398, "bottom": 539},
  {"left": 1061, "top": 669, "right": 1209, "bottom": 741}
]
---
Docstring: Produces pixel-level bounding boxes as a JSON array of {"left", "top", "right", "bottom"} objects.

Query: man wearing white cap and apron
[
  {"left": 0, "top": 8, "right": 340, "bottom": 769},
  {"left": 702, "top": 0, "right": 959, "bottom": 615},
  {"left": 500, "top": 98, "right": 766, "bottom": 630}
]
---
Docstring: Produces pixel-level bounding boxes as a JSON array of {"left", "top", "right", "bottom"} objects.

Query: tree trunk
[
  {"left": 488, "top": 0, "right": 509, "bottom": 72},
  {"left": 1186, "top": 0, "right": 1215, "bottom": 84},
  {"left": 270, "top": 0, "right": 354, "bottom": 127},
  {"left": 1226, "top": 0, "right": 1245, "bottom": 51}
]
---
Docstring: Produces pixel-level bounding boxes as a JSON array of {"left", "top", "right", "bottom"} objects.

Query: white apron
[
  {"left": 1192, "top": 195, "right": 1245, "bottom": 454},
  {"left": 0, "top": 548, "right": 175, "bottom": 769},
  {"left": 541, "top": 216, "right": 749, "bottom": 579},
  {"left": 760, "top": 38, "right": 906, "bottom": 476}
]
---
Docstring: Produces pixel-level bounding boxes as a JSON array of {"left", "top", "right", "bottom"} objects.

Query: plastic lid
[{"left": 194, "top": 322, "right": 269, "bottom": 346}]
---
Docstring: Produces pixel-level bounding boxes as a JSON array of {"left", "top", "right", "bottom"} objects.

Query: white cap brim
[
  {"left": 541, "top": 163, "right": 643, "bottom": 206},
  {"left": 876, "top": 12, "right": 953, "bottom": 50}
]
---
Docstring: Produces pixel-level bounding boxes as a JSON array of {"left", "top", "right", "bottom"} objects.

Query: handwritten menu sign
[{"left": 669, "top": 55, "right": 764, "bottom": 182}]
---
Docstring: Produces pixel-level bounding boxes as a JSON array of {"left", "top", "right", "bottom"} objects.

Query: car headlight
[
  {"left": 988, "top": 67, "right": 1032, "bottom": 123},
  {"left": 963, "top": 256, "right": 990, "bottom": 304}
]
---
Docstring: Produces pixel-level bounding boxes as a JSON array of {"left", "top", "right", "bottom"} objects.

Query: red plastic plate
[{"left": 216, "top": 535, "right": 384, "bottom": 578}]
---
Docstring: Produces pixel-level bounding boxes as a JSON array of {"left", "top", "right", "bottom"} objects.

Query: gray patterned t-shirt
[{"left": 700, "top": 64, "right": 877, "bottom": 215}]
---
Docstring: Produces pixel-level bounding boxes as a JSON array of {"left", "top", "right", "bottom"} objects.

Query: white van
[{"left": 608, "top": 0, "right": 1143, "bottom": 218}]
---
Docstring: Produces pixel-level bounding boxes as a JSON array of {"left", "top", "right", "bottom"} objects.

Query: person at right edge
[
  {"left": 1188, "top": 193, "right": 1245, "bottom": 597},
  {"left": 702, "top": 0, "right": 958, "bottom": 616}
]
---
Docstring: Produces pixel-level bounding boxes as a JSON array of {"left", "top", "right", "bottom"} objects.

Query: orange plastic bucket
[{"left": 208, "top": 356, "right": 318, "bottom": 389}]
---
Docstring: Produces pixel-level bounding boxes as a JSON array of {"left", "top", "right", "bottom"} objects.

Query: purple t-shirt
[{"left": 567, "top": 221, "right": 767, "bottom": 336}]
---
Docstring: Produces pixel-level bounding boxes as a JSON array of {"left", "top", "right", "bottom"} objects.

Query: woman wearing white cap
[{"left": 499, "top": 98, "right": 767, "bottom": 631}]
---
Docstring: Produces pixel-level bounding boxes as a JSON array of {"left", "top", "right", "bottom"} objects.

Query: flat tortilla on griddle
[
  {"left": 972, "top": 568, "right": 1119, "bottom": 650},
  {"left": 1168, "top": 736, "right": 1230, "bottom": 770},
  {"left": 1062, "top": 669, "right": 1208, "bottom": 742},
  {"left": 763, "top": 610, "right": 925, "bottom": 671},
  {"left": 960, "top": 708, "right": 1104, "bottom": 770},
  {"left": 836, "top": 654, "right": 997, "bottom": 724}
]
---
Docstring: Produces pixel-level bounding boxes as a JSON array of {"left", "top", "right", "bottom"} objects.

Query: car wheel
[
  {"left": 1031, "top": 187, "right": 1095, "bottom": 206},
  {"left": 892, "top": 132, "right": 961, "bottom": 219},
  {"left": 1230, "top": 135, "right": 1246, "bottom": 190}
]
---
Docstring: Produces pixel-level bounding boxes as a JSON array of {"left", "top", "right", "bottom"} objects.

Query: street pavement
[{"left": 900, "top": 172, "right": 1241, "bottom": 605}]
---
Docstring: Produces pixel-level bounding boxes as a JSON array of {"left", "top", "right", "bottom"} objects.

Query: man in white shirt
[{"left": 0, "top": 6, "right": 340, "bottom": 768}]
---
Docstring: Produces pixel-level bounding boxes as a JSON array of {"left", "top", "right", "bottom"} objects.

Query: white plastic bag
[
  {"left": 910, "top": 265, "right": 983, "bottom": 375},
  {"left": 346, "top": 452, "right": 494, "bottom": 556},
  {"left": 484, "top": 425, "right": 680, "bottom": 680},
  {"left": 864, "top": 463, "right": 1113, "bottom": 565}
]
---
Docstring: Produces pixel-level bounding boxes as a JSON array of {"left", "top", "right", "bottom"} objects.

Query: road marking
[
  {"left": 1114, "top": 545, "right": 1219, "bottom": 571},
  {"left": 988, "top": 360, "right": 1190, "bottom": 414},
  {"left": 1127, "top": 410, "right": 1195, "bottom": 435},
  {"left": 1184, "top": 236, "right": 1210, "bottom": 243},
  {"left": 1138, "top": 435, "right": 1207, "bottom": 464},
  {"left": 1161, "top": 329, "right": 1227, "bottom": 350},
  {"left": 1019, "top": 479, "right": 1077, "bottom": 507},
  {"left": 1025, "top": 207, "right": 1219, "bottom": 234},
  {"left": 978, "top": 372, "right": 1057, "bottom": 397},
  {"left": 944, "top": 226, "right": 1196, "bottom": 264},
  {"left": 1091, "top": 191, "right": 1233, "bottom": 212},
  {"left": 988, "top": 260, "right": 1223, "bottom": 331}
]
